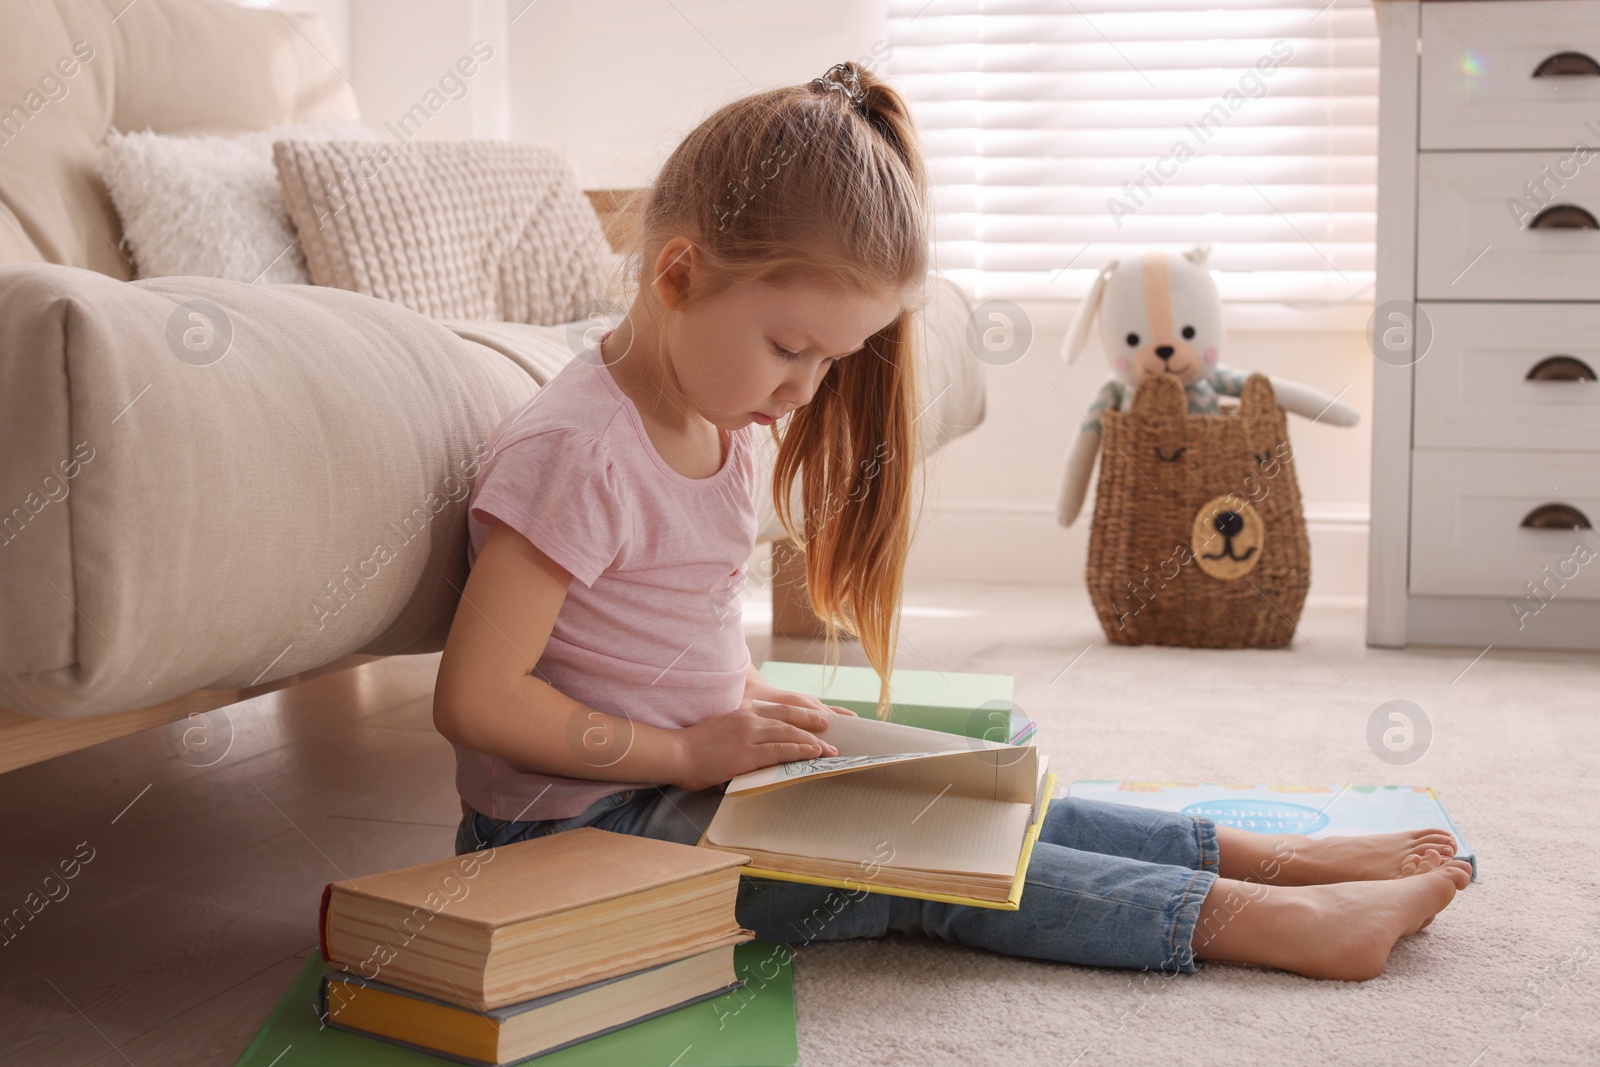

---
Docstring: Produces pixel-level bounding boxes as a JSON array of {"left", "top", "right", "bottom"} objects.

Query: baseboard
[
  {"left": 1408, "top": 594, "right": 1600, "bottom": 651},
  {"left": 905, "top": 500, "right": 1370, "bottom": 599}
]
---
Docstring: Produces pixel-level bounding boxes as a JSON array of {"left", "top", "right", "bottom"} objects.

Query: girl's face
[{"left": 658, "top": 252, "right": 904, "bottom": 432}]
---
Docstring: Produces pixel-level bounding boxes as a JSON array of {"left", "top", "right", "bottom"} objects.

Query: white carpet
[{"left": 746, "top": 581, "right": 1600, "bottom": 1067}]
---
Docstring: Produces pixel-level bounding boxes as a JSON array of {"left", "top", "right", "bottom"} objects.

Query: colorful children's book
[
  {"left": 699, "top": 711, "right": 1055, "bottom": 910},
  {"left": 1067, "top": 780, "right": 1478, "bottom": 879},
  {"left": 757, "top": 660, "right": 1035, "bottom": 745},
  {"left": 235, "top": 941, "right": 801, "bottom": 1067}
]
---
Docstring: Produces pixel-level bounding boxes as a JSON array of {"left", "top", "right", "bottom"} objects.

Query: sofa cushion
[
  {"left": 0, "top": 263, "right": 537, "bottom": 719},
  {"left": 274, "top": 139, "right": 617, "bottom": 324},
  {"left": 0, "top": 0, "right": 357, "bottom": 279},
  {"left": 97, "top": 117, "right": 382, "bottom": 283},
  {"left": 105, "top": 0, "right": 358, "bottom": 137},
  {"left": 0, "top": 2, "right": 121, "bottom": 277}
]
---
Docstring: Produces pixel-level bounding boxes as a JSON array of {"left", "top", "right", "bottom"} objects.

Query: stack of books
[{"left": 313, "top": 827, "right": 758, "bottom": 1065}]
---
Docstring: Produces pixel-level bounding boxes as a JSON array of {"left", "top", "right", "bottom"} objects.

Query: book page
[
  {"left": 726, "top": 742, "right": 1037, "bottom": 800},
  {"left": 723, "top": 748, "right": 958, "bottom": 794},
  {"left": 708, "top": 776, "right": 1035, "bottom": 878},
  {"left": 725, "top": 708, "right": 1025, "bottom": 796}
]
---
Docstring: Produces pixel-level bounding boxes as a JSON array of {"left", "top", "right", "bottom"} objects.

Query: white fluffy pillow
[{"left": 97, "top": 118, "right": 382, "bottom": 284}]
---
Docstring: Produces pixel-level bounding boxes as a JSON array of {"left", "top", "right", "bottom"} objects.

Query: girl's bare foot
[
  {"left": 1191, "top": 863, "right": 1471, "bottom": 981},
  {"left": 1215, "top": 824, "right": 1471, "bottom": 886},
  {"left": 1396, "top": 848, "right": 1469, "bottom": 929}
]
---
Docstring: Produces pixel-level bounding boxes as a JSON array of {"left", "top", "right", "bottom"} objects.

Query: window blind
[{"left": 885, "top": 0, "right": 1378, "bottom": 309}]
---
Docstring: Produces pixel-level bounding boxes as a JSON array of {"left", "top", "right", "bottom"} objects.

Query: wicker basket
[{"left": 1085, "top": 373, "right": 1310, "bottom": 648}]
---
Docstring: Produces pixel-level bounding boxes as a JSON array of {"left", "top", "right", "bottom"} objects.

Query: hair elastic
[{"left": 811, "top": 62, "right": 868, "bottom": 111}]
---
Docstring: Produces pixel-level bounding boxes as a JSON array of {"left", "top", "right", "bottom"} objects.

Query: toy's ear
[
  {"left": 1181, "top": 244, "right": 1212, "bottom": 267},
  {"left": 1239, "top": 373, "right": 1278, "bottom": 416},
  {"left": 1060, "top": 260, "right": 1117, "bottom": 365},
  {"left": 1130, "top": 373, "right": 1188, "bottom": 420}
]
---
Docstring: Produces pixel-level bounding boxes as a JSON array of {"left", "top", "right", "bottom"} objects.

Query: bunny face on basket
[{"left": 1085, "top": 373, "right": 1311, "bottom": 648}]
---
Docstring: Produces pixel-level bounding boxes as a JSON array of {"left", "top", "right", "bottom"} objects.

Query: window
[{"left": 886, "top": 0, "right": 1377, "bottom": 320}]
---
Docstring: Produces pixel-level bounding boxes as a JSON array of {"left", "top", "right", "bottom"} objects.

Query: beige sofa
[{"left": 0, "top": 0, "right": 985, "bottom": 770}]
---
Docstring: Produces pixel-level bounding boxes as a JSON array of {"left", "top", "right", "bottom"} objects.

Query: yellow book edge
[{"left": 698, "top": 771, "right": 1057, "bottom": 911}]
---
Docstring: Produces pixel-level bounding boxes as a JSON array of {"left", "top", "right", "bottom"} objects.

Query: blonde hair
[{"left": 615, "top": 61, "right": 930, "bottom": 717}]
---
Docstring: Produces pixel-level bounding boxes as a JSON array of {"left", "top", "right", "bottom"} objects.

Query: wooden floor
[{"left": 0, "top": 612, "right": 850, "bottom": 1066}]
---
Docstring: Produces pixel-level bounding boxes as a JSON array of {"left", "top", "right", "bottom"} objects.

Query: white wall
[
  {"left": 341, "top": 0, "right": 499, "bottom": 141},
  {"left": 332, "top": 0, "right": 1374, "bottom": 598},
  {"left": 503, "top": 0, "right": 888, "bottom": 187}
]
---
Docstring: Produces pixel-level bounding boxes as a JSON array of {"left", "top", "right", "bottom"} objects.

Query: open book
[{"left": 696, "top": 709, "right": 1055, "bottom": 910}]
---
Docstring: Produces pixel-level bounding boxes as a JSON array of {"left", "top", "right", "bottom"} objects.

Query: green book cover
[
  {"left": 757, "top": 660, "right": 1028, "bottom": 743},
  {"left": 235, "top": 941, "right": 799, "bottom": 1067}
]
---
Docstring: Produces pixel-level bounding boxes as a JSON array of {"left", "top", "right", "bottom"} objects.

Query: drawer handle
[
  {"left": 1520, "top": 503, "right": 1593, "bottom": 530},
  {"left": 1526, "top": 355, "right": 1598, "bottom": 382},
  {"left": 1528, "top": 204, "right": 1600, "bottom": 229},
  {"left": 1532, "top": 51, "right": 1600, "bottom": 77}
]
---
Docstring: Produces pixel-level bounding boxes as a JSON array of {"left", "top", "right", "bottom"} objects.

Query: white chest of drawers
[{"left": 1370, "top": 0, "right": 1600, "bottom": 650}]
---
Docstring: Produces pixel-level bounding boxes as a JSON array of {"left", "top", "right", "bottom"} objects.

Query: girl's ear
[
  {"left": 652, "top": 236, "right": 698, "bottom": 309},
  {"left": 1060, "top": 260, "right": 1117, "bottom": 366}
]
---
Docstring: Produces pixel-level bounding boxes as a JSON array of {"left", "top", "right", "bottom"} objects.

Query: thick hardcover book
[
  {"left": 317, "top": 944, "right": 742, "bottom": 1066},
  {"left": 235, "top": 941, "right": 800, "bottom": 1067},
  {"left": 318, "top": 827, "right": 752, "bottom": 1010}
]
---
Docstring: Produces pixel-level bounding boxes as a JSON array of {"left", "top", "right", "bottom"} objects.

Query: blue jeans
[{"left": 455, "top": 785, "right": 1221, "bottom": 974}]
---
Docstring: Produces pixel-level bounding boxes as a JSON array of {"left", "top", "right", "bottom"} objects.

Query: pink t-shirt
[{"left": 454, "top": 340, "right": 757, "bottom": 820}]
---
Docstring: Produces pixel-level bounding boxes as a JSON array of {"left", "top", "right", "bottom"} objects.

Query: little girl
[{"left": 434, "top": 60, "right": 1471, "bottom": 983}]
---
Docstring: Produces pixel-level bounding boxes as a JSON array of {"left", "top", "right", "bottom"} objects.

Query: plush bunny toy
[{"left": 1055, "top": 246, "right": 1360, "bottom": 526}]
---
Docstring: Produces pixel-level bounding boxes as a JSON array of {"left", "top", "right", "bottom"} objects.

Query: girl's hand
[
  {"left": 670, "top": 700, "right": 844, "bottom": 793},
  {"left": 741, "top": 671, "right": 858, "bottom": 721}
]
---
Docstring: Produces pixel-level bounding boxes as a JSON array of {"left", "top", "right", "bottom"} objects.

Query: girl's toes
[{"left": 1400, "top": 850, "right": 1445, "bottom": 876}]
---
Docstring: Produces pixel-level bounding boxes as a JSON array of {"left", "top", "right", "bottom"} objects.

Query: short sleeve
[{"left": 469, "top": 429, "right": 630, "bottom": 586}]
